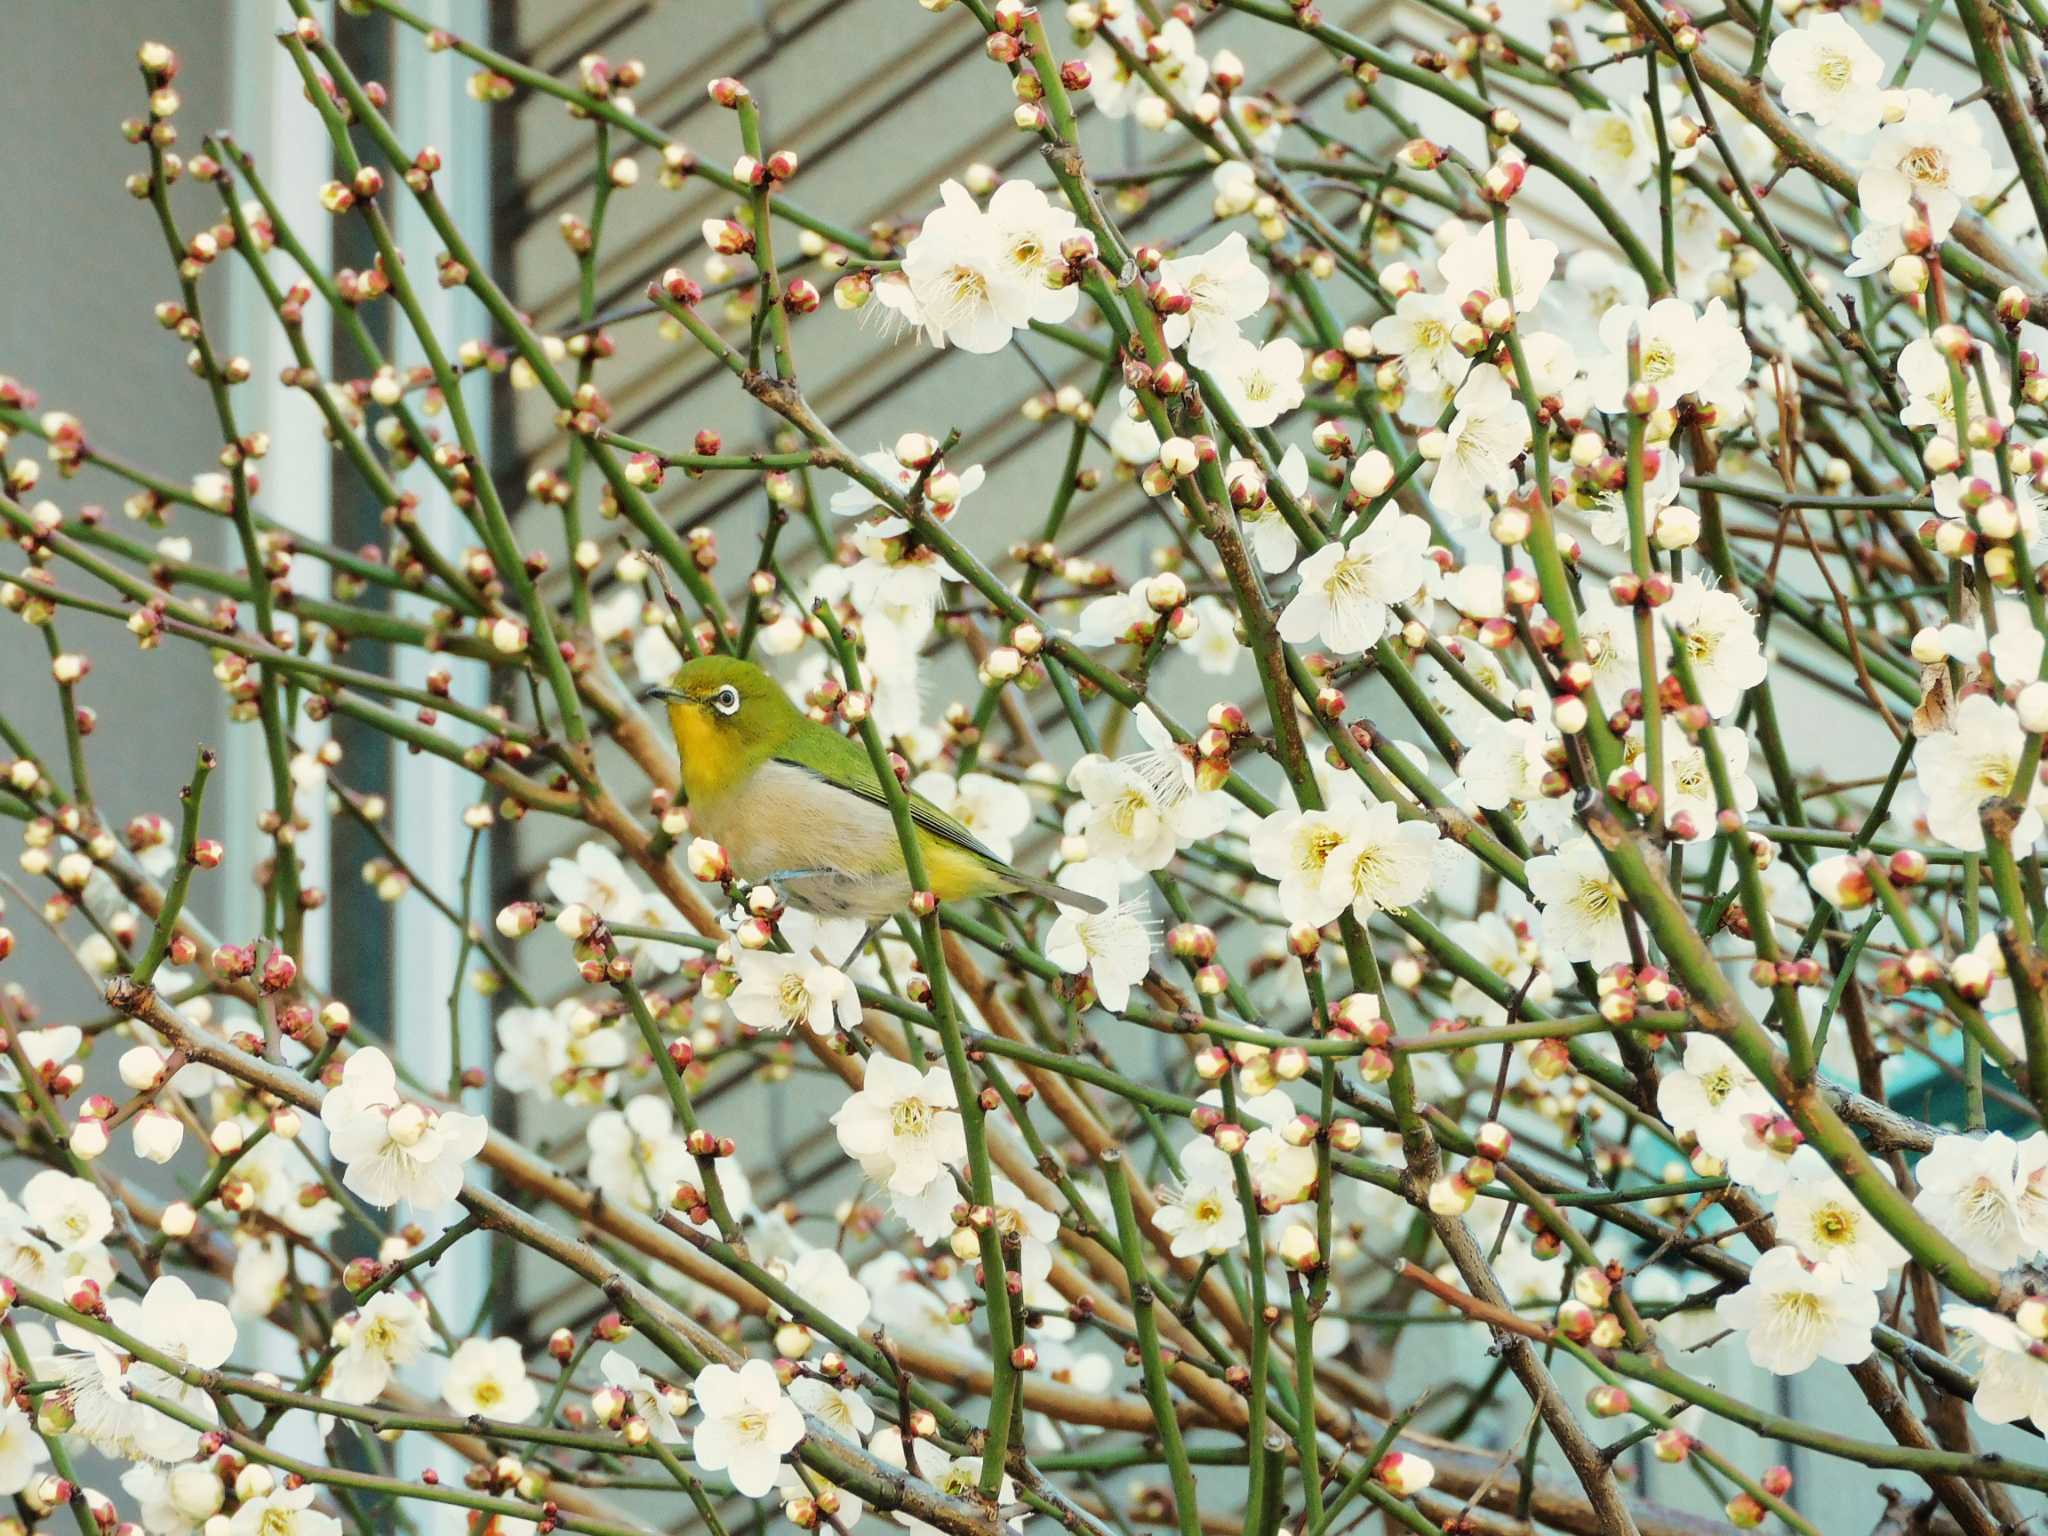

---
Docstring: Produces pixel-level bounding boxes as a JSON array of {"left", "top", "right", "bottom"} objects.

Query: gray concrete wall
[{"left": 1, "top": 1, "right": 233, "bottom": 1014}]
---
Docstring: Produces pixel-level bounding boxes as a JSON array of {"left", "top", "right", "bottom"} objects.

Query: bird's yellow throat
[{"left": 668, "top": 698, "right": 751, "bottom": 805}]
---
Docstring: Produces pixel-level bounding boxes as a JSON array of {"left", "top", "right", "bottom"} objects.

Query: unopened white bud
[
  {"left": 2018, "top": 680, "right": 2048, "bottom": 734},
  {"left": 1350, "top": 449, "right": 1395, "bottom": 497}
]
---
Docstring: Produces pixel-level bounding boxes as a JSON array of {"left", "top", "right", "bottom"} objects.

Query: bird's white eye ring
[{"left": 712, "top": 685, "right": 741, "bottom": 717}]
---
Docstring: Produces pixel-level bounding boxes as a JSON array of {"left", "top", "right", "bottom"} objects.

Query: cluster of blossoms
[{"left": 13, "top": 3, "right": 2048, "bottom": 1536}]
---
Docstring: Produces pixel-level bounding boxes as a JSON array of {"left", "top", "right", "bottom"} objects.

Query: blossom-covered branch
[{"left": 6, "top": 3, "right": 2048, "bottom": 1536}]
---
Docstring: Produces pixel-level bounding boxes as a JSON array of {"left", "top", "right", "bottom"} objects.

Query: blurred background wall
[{"left": 2, "top": 1, "right": 233, "bottom": 1017}]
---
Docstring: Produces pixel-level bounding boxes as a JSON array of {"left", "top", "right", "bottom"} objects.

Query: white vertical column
[
  {"left": 224, "top": 0, "right": 333, "bottom": 1455},
  {"left": 390, "top": 0, "right": 494, "bottom": 1344},
  {"left": 224, "top": 0, "right": 336, "bottom": 976}
]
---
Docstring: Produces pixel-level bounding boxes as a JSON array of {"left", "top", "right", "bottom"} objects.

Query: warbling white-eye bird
[{"left": 643, "top": 656, "right": 1106, "bottom": 927}]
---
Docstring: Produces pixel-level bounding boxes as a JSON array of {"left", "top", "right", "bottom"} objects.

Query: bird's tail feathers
[{"left": 1006, "top": 871, "right": 1107, "bottom": 914}]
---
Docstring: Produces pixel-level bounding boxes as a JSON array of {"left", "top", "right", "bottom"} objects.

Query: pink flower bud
[
  {"left": 260, "top": 949, "right": 298, "bottom": 993},
  {"left": 1726, "top": 1494, "right": 1767, "bottom": 1529},
  {"left": 1653, "top": 1429, "right": 1693, "bottom": 1463},
  {"left": 1586, "top": 1384, "right": 1631, "bottom": 1417},
  {"left": 1280, "top": 1114, "right": 1319, "bottom": 1148}
]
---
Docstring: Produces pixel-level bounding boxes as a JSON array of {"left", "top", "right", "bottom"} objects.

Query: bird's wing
[
  {"left": 772, "top": 726, "right": 1011, "bottom": 870},
  {"left": 771, "top": 723, "right": 1107, "bottom": 913}
]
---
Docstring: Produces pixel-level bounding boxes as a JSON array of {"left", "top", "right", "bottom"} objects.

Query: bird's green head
[{"left": 642, "top": 656, "right": 801, "bottom": 798}]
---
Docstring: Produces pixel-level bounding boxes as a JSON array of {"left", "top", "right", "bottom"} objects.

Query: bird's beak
[{"left": 638, "top": 684, "right": 686, "bottom": 704}]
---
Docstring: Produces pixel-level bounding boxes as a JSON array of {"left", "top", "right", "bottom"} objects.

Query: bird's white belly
[{"left": 691, "top": 761, "right": 912, "bottom": 920}]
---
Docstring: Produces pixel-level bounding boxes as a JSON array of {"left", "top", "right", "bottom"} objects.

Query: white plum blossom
[
  {"left": 1715, "top": 1245, "right": 1877, "bottom": 1374},
  {"left": 1898, "top": 336, "right": 2007, "bottom": 439},
  {"left": 1372, "top": 291, "right": 1463, "bottom": 398},
  {"left": 21, "top": 1170, "right": 112, "bottom": 1251},
  {"left": 1457, "top": 717, "right": 1573, "bottom": 847},
  {"left": 1525, "top": 836, "right": 1631, "bottom": 968},
  {"left": 0, "top": 1025, "right": 80, "bottom": 1091},
  {"left": 1154, "top": 1139, "right": 1248, "bottom": 1257},
  {"left": 1586, "top": 299, "right": 1714, "bottom": 415},
  {"left": 789, "top": 1377, "right": 875, "bottom": 1447},
  {"left": 1571, "top": 96, "right": 1696, "bottom": 189},
  {"left": 1425, "top": 363, "right": 1529, "bottom": 527},
  {"left": 1768, "top": 13, "right": 1884, "bottom": 134},
  {"left": 1656, "top": 1036, "right": 1774, "bottom": 1154},
  {"left": 729, "top": 948, "right": 862, "bottom": 1036},
  {"left": 320, "top": 1047, "right": 487, "bottom": 1213},
  {"left": 1241, "top": 1089, "right": 1319, "bottom": 1206},
  {"left": 900, "top": 180, "right": 1044, "bottom": 352},
  {"left": 1044, "top": 861, "right": 1155, "bottom": 1011},
  {"left": 1577, "top": 587, "right": 1658, "bottom": 699},
  {"left": 1911, "top": 1131, "right": 2048, "bottom": 1270},
  {"left": 1250, "top": 799, "right": 1361, "bottom": 928},
  {"left": 494, "top": 999, "right": 629, "bottom": 1102},
  {"left": 227, "top": 1488, "right": 339, "bottom": 1536},
  {"left": 328, "top": 1290, "right": 433, "bottom": 1406},
  {"left": 1106, "top": 390, "right": 1162, "bottom": 465},
  {"left": 1441, "top": 910, "right": 1555, "bottom": 1026},
  {"left": 0, "top": 1404, "right": 46, "bottom": 1496},
  {"left": 782, "top": 1247, "right": 873, "bottom": 1333},
  {"left": 601, "top": 1349, "right": 686, "bottom": 1441},
  {"left": 547, "top": 841, "right": 646, "bottom": 929},
  {"left": 833, "top": 1054, "right": 968, "bottom": 1195},
  {"left": 1720, "top": 1127, "right": 1824, "bottom": 1199},
  {"left": 1073, "top": 582, "right": 1158, "bottom": 648},
  {"left": 1083, "top": 12, "right": 1206, "bottom": 123},
  {"left": 1941, "top": 1306, "right": 2048, "bottom": 1426},
  {"left": 1207, "top": 333, "right": 1305, "bottom": 429},
  {"left": 1858, "top": 92, "right": 1991, "bottom": 242},
  {"left": 587, "top": 1094, "right": 695, "bottom": 1215},
  {"left": 981, "top": 178, "right": 1082, "bottom": 324},
  {"left": 1437, "top": 218, "right": 1556, "bottom": 314},
  {"left": 1278, "top": 511, "right": 1434, "bottom": 654},
  {"left": 53, "top": 1275, "right": 235, "bottom": 1463},
  {"left": 1187, "top": 595, "right": 1244, "bottom": 676},
  {"left": 691, "top": 1358, "right": 805, "bottom": 1498},
  {"left": 1548, "top": 249, "right": 1648, "bottom": 347},
  {"left": 1915, "top": 694, "right": 2047, "bottom": 852},
  {"left": 1319, "top": 798, "right": 1441, "bottom": 918},
  {"left": 1584, "top": 428, "right": 1680, "bottom": 554},
  {"left": 1663, "top": 577, "right": 1767, "bottom": 718},
  {"left": 632, "top": 616, "right": 684, "bottom": 687},
  {"left": 121, "top": 1463, "right": 224, "bottom": 1536},
  {"left": 1160, "top": 232, "right": 1269, "bottom": 364},
  {"left": 870, "top": 1427, "right": 1022, "bottom": 1536},
  {"left": 230, "top": 1232, "right": 290, "bottom": 1318},
  {"left": 830, "top": 444, "right": 987, "bottom": 519},
  {"left": 1066, "top": 706, "right": 1227, "bottom": 872},
  {"left": 1233, "top": 445, "right": 1309, "bottom": 574},
  {"left": 442, "top": 1336, "right": 541, "bottom": 1423},
  {"left": 1659, "top": 725, "right": 1759, "bottom": 836},
  {"left": 1692, "top": 297, "right": 1756, "bottom": 418},
  {"left": 1776, "top": 1171, "right": 1909, "bottom": 1288},
  {"left": 230, "top": 1134, "right": 342, "bottom": 1242}
]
